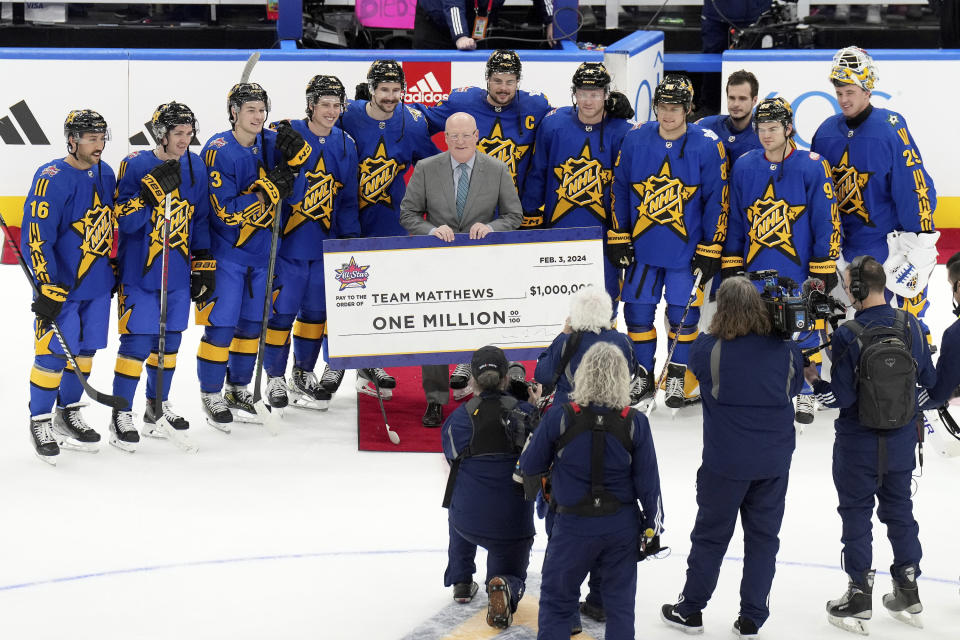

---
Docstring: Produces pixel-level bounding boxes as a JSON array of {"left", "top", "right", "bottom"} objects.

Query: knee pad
[
  {"left": 235, "top": 318, "right": 261, "bottom": 340},
  {"left": 623, "top": 303, "right": 656, "bottom": 327},
  {"left": 203, "top": 326, "right": 235, "bottom": 348},
  {"left": 119, "top": 334, "right": 152, "bottom": 361}
]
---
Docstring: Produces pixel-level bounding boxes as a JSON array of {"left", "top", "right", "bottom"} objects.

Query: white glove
[{"left": 883, "top": 230, "right": 940, "bottom": 298}]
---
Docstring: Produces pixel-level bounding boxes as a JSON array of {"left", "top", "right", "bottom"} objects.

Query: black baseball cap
[{"left": 471, "top": 345, "right": 508, "bottom": 379}]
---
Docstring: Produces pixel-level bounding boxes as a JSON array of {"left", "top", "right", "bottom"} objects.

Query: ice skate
[
  {"left": 319, "top": 364, "right": 345, "bottom": 394},
  {"left": 289, "top": 367, "right": 331, "bottom": 411},
  {"left": 486, "top": 576, "right": 512, "bottom": 629},
  {"left": 201, "top": 391, "right": 233, "bottom": 433},
  {"left": 265, "top": 375, "right": 289, "bottom": 409},
  {"left": 30, "top": 414, "right": 59, "bottom": 466},
  {"left": 449, "top": 363, "right": 472, "bottom": 390},
  {"left": 882, "top": 564, "right": 923, "bottom": 628},
  {"left": 224, "top": 384, "right": 262, "bottom": 424},
  {"left": 826, "top": 570, "right": 874, "bottom": 635},
  {"left": 795, "top": 393, "right": 815, "bottom": 425},
  {"left": 357, "top": 368, "right": 394, "bottom": 400},
  {"left": 53, "top": 402, "right": 101, "bottom": 453},
  {"left": 660, "top": 603, "right": 703, "bottom": 634},
  {"left": 664, "top": 363, "right": 687, "bottom": 415},
  {"left": 108, "top": 409, "right": 140, "bottom": 453},
  {"left": 142, "top": 401, "right": 197, "bottom": 453},
  {"left": 630, "top": 366, "right": 656, "bottom": 411}
]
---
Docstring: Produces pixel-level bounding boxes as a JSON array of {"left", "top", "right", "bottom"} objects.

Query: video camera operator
[
  {"left": 922, "top": 251, "right": 960, "bottom": 409},
  {"left": 521, "top": 342, "right": 663, "bottom": 640},
  {"left": 440, "top": 345, "right": 541, "bottom": 630},
  {"left": 803, "top": 256, "right": 935, "bottom": 634},
  {"left": 660, "top": 276, "right": 803, "bottom": 636}
]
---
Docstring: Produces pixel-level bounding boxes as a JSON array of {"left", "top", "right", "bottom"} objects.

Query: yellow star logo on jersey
[
  {"left": 116, "top": 287, "right": 133, "bottom": 334},
  {"left": 832, "top": 146, "right": 873, "bottom": 226},
  {"left": 27, "top": 222, "right": 50, "bottom": 283},
  {"left": 551, "top": 139, "right": 612, "bottom": 224},
  {"left": 631, "top": 157, "right": 698, "bottom": 241},
  {"left": 359, "top": 138, "right": 404, "bottom": 210},
  {"left": 745, "top": 179, "right": 806, "bottom": 265},
  {"left": 286, "top": 153, "right": 342, "bottom": 236},
  {"left": 478, "top": 119, "right": 530, "bottom": 185},
  {"left": 145, "top": 189, "right": 193, "bottom": 273},
  {"left": 70, "top": 189, "right": 114, "bottom": 284},
  {"left": 234, "top": 166, "right": 277, "bottom": 248}
]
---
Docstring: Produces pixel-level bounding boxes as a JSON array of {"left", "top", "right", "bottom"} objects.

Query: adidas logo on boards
[
  {"left": 0, "top": 101, "right": 50, "bottom": 145},
  {"left": 404, "top": 72, "right": 449, "bottom": 104}
]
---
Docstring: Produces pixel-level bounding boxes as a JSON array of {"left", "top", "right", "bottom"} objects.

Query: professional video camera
[
  {"left": 748, "top": 269, "right": 846, "bottom": 337},
  {"left": 730, "top": 0, "right": 816, "bottom": 50}
]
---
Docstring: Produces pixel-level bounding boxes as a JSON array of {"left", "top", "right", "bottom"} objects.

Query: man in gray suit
[{"left": 400, "top": 112, "right": 522, "bottom": 426}]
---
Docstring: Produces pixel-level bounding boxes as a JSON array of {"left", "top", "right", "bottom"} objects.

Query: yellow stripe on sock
[
  {"left": 30, "top": 365, "right": 62, "bottom": 390},
  {"left": 65, "top": 355, "right": 92, "bottom": 374},
  {"left": 292, "top": 320, "right": 326, "bottom": 341},
  {"left": 628, "top": 329, "right": 656, "bottom": 342},
  {"left": 146, "top": 352, "right": 177, "bottom": 368},
  {"left": 198, "top": 340, "right": 229, "bottom": 363},
  {"left": 114, "top": 356, "right": 144, "bottom": 379},
  {"left": 266, "top": 327, "right": 291, "bottom": 347},
  {"left": 229, "top": 337, "right": 258, "bottom": 355}
]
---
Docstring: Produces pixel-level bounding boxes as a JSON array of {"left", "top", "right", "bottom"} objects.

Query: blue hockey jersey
[
  {"left": 341, "top": 101, "right": 437, "bottom": 238},
  {"left": 113, "top": 150, "right": 211, "bottom": 291},
  {"left": 273, "top": 118, "right": 361, "bottom": 259},
  {"left": 421, "top": 86, "right": 551, "bottom": 191},
  {"left": 811, "top": 107, "right": 936, "bottom": 261},
  {"left": 522, "top": 106, "right": 633, "bottom": 230},
  {"left": 726, "top": 147, "right": 841, "bottom": 283},
  {"left": 200, "top": 127, "right": 289, "bottom": 267},
  {"left": 696, "top": 114, "right": 761, "bottom": 167},
  {"left": 22, "top": 158, "right": 116, "bottom": 300},
  {"left": 612, "top": 122, "right": 729, "bottom": 269}
]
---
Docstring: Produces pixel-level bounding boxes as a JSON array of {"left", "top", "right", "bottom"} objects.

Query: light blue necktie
[{"left": 456, "top": 162, "right": 469, "bottom": 221}]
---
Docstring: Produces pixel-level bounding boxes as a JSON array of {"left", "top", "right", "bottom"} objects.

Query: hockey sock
[
  {"left": 795, "top": 330, "right": 822, "bottom": 394},
  {"left": 627, "top": 324, "right": 656, "bottom": 371},
  {"left": 29, "top": 354, "right": 65, "bottom": 415},
  {"left": 264, "top": 313, "right": 294, "bottom": 378},
  {"left": 113, "top": 334, "right": 151, "bottom": 411},
  {"left": 57, "top": 352, "right": 94, "bottom": 407},
  {"left": 292, "top": 316, "right": 326, "bottom": 372},
  {"left": 146, "top": 331, "right": 182, "bottom": 402},
  {"left": 226, "top": 319, "right": 260, "bottom": 387},
  {"left": 197, "top": 326, "right": 232, "bottom": 393},
  {"left": 666, "top": 303, "right": 700, "bottom": 364}
]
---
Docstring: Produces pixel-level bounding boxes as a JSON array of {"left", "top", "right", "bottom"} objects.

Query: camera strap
[{"left": 549, "top": 330, "right": 584, "bottom": 393}]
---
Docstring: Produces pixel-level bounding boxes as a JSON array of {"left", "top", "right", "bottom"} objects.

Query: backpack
[{"left": 843, "top": 310, "right": 917, "bottom": 430}]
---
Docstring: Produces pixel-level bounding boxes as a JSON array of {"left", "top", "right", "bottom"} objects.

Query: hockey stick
[
  {"left": 646, "top": 270, "right": 703, "bottom": 418},
  {"left": 250, "top": 186, "right": 281, "bottom": 436},
  {"left": 150, "top": 193, "right": 197, "bottom": 452},
  {"left": 369, "top": 372, "right": 400, "bottom": 445},
  {"left": 0, "top": 212, "right": 126, "bottom": 410},
  {"left": 239, "top": 51, "right": 260, "bottom": 84}
]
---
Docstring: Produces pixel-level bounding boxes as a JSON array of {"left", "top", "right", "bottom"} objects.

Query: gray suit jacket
[{"left": 399, "top": 151, "right": 522, "bottom": 235}]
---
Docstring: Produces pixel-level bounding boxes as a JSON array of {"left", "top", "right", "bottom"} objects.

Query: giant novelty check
[{"left": 323, "top": 227, "right": 605, "bottom": 367}]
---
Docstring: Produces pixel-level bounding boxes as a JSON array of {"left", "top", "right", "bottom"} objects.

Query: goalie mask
[
  {"left": 572, "top": 62, "right": 611, "bottom": 94},
  {"left": 486, "top": 49, "right": 522, "bottom": 80},
  {"left": 829, "top": 46, "right": 879, "bottom": 91},
  {"left": 882, "top": 230, "right": 940, "bottom": 298},
  {"left": 305, "top": 75, "right": 346, "bottom": 117},
  {"left": 151, "top": 101, "right": 198, "bottom": 142},
  {"left": 367, "top": 59, "right": 405, "bottom": 92},
  {"left": 227, "top": 82, "right": 270, "bottom": 124},
  {"left": 654, "top": 75, "right": 694, "bottom": 111}
]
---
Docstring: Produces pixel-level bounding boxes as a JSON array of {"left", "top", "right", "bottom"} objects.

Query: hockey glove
[
  {"left": 139, "top": 159, "right": 181, "bottom": 208},
  {"left": 690, "top": 242, "right": 722, "bottom": 280},
  {"left": 521, "top": 211, "right": 544, "bottom": 229},
  {"left": 190, "top": 250, "right": 217, "bottom": 304},
  {"left": 605, "top": 91, "right": 635, "bottom": 120},
  {"left": 808, "top": 257, "right": 839, "bottom": 293},
  {"left": 253, "top": 165, "right": 295, "bottom": 205},
  {"left": 605, "top": 229, "right": 635, "bottom": 267},
  {"left": 355, "top": 83, "right": 372, "bottom": 101},
  {"left": 720, "top": 252, "right": 745, "bottom": 281},
  {"left": 273, "top": 121, "right": 311, "bottom": 170},
  {"left": 32, "top": 283, "right": 68, "bottom": 324}
]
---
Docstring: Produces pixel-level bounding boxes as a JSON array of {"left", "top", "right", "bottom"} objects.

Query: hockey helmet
[
  {"left": 227, "top": 82, "right": 270, "bottom": 123},
  {"left": 305, "top": 75, "right": 346, "bottom": 116},
  {"left": 63, "top": 109, "right": 110, "bottom": 141},
  {"left": 150, "top": 101, "right": 198, "bottom": 142},
  {"left": 923, "top": 406, "right": 960, "bottom": 458},
  {"left": 754, "top": 97, "right": 794, "bottom": 133},
  {"left": 829, "top": 46, "right": 879, "bottom": 91},
  {"left": 486, "top": 49, "right": 522, "bottom": 79},
  {"left": 367, "top": 60, "right": 405, "bottom": 92},
  {"left": 654, "top": 75, "right": 694, "bottom": 110},
  {"left": 572, "top": 62, "right": 611, "bottom": 93}
]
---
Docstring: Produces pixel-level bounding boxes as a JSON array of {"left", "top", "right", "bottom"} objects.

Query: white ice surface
[{"left": 0, "top": 265, "right": 957, "bottom": 639}]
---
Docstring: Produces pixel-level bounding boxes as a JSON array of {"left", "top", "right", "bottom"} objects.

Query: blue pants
[
  {"left": 445, "top": 520, "right": 532, "bottom": 612},
  {"left": 544, "top": 507, "right": 604, "bottom": 627},
  {"left": 832, "top": 442, "right": 922, "bottom": 580},
  {"left": 678, "top": 466, "right": 789, "bottom": 628},
  {"left": 538, "top": 514, "right": 638, "bottom": 640},
  {"left": 622, "top": 264, "right": 701, "bottom": 370}
]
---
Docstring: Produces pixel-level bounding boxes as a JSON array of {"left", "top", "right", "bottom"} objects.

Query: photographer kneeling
[
  {"left": 661, "top": 276, "right": 803, "bottom": 636},
  {"left": 441, "top": 345, "right": 541, "bottom": 630},
  {"left": 521, "top": 342, "right": 663, "bottom": 640}
]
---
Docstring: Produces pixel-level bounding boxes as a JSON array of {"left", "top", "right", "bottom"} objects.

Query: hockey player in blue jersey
[
  {"left": 22, "top": 110, "right": 117, "bottom": 464},
  {"left": 336, "top": 60, "right": 438, "bottom": 400},
  {"left": 696, "top": 70, "right": 762, "bottom": 168},
  {"left": 724, "top": 97, "right": 842, "bottom": 425},
  {"left": 611, "top": 75, "right": 728, "bottom": 411},
  {"left": 522, "top": 62, "right": 634, "bottom": 305},
  {"left": 262, "top": 75, "right": 360, "bottom": 411},
  {"left": 111, "top": 101, "right": 213, "bottom": 448},
  {"left": 196, "top": 82, "right": 310, "bottom": 430},
  {"left": 811, "top": 47, "right": 938, "bottom": 335}
]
